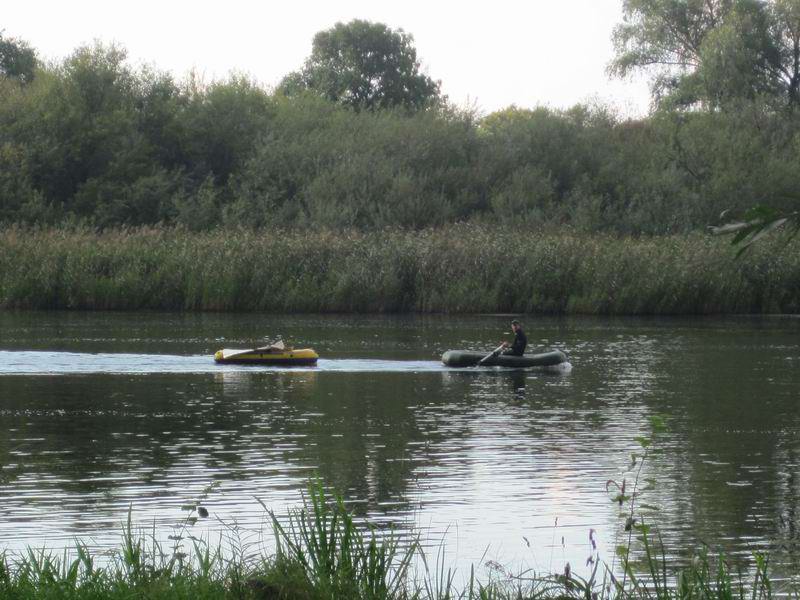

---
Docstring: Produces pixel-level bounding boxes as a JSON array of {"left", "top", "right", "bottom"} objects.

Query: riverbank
[
  {"left": 0, "top": 483, "right": 781, "bottom": 600},
  {"left": 0, "top": 226, "right": 797, "bottom": 314}
]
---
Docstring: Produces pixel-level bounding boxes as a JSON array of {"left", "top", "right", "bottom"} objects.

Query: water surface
[{"left": 1, "top": 312, "right": 799, "bottom": 579}]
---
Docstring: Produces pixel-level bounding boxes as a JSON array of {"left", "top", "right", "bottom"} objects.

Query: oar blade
[{"left": 476, "top": 344, "right": 505, "bottom": 366}]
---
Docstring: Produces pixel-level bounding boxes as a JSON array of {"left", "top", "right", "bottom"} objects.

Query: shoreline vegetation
[
  {"left": 1, "top": 15, "right": 799, "bottom": 317},
  {"left": 0, "top": 226, "right": 798, "bottom": 315},
  {"left": 0, "top": 482, "right": 782, "bottom": 600}
]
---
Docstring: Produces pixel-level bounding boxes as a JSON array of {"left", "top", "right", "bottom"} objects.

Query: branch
[{"left": 710, "top": 205, "right": 800, "bottom": 256}]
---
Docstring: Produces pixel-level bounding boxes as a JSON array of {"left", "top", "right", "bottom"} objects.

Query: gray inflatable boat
[{"left": 441, "top": 349, "right": 568, "bottom": 368}]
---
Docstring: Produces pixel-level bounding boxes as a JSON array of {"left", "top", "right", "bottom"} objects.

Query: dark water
[{"left": 1, "top": 311, "right": 799, "bottom": 579}]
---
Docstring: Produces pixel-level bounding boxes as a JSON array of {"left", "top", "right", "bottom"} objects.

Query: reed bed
[{"left": 0, "top": 225, "right": 797, "bottom": 314}]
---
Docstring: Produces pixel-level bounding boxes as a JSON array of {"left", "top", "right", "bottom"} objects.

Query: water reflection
[{"left": 0, "top": 313, "right": 799, "bottom": 578}]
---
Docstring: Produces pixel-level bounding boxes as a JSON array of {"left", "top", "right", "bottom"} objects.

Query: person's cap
[{"left": 511, "top": 319, "right": 520, "bottom": 325}]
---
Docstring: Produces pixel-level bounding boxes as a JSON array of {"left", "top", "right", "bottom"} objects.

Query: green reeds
[
  {"left": 261, "top": 484, "right": 414, "bottom": 599},
  {"left": 0, "top": 225, "right": 798, "bottom": 314},
  {"left": 0, "top": 480, "right": 794, "bottom": 599}
]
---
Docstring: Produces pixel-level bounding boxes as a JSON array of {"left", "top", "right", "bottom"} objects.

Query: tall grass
[
  {"left": 0, "top": 225, "right": 797, "bottom": 314},
  {"left": 0, "top": 481, "right": 789, "bottom": 599},
  {"left": 261, "top": 485, "right": 414, "bottom": 599}
]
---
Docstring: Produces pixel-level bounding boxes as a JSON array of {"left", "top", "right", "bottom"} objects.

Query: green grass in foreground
[
  {"left": 0, "top": 481, "right": 788, "bottom": 600},
  {"left": 0, "top": 225, "right": 798, "bottom": 314}
]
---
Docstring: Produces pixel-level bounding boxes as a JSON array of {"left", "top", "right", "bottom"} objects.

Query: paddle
[
  {"left": 476, "top": 343, "right": 505, "bottom": 367},
  {"left": 255, "top": 339, "right": 285, "bottom": 353}
]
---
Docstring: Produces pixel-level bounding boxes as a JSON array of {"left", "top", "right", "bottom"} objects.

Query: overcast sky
[{"left": 5, "top": 0, "right": 652, "bottom": 116}]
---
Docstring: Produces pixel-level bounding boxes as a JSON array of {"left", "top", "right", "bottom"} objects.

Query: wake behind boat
[{"left": 441, "top": 349, "right": 568, "bottom": 368}]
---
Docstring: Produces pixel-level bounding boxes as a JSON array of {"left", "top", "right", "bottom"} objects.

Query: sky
[{"left": 4, "top": 0, "right": 652, "bottom": 117}]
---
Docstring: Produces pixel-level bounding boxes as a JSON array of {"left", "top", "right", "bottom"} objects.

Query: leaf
[
  {"left": 736, "top": 218, "right": 789, "bottom": 256},
  {"left": 742, "top": 204, "right": 780, "bottom": 221},
  {"left": 634, "top": 436, "right": 651, "bottom": 448},
  {"left": 649, "top": 415, "right": 667, "bottom": 432},
  {"left": 708, "top": 221, "right": 750, "bottom": 235},
  {"left": 712, "top": 204, "right": 799, "bottom": 258}
]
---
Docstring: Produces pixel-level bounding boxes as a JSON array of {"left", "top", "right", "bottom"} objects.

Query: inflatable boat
[
  {"left": 441, "top": 349, "right": 568, "bottom": 368},
  {"left": 214, "top": 340, "right": 318, "bottom": 366}
]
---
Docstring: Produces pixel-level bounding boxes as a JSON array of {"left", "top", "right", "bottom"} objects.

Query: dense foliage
[
  {"left": 1, "top": 11, "right": 799, "bottom": 234},
  {"left": 0, "top": 35, "right": 795, "bottom": 233}
]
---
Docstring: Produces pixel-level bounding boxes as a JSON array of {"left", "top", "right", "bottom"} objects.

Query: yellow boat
[{"left": 214, "top": 340, "right": 318, "bottom": 366}]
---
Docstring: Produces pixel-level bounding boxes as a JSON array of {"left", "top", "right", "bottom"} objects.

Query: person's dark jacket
[{"left": 507, "top": 328, "right": 527, "bottom": 356}]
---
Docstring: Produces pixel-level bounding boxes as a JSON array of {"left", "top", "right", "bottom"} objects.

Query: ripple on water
[{"left": 1, "top": 315, "right": 799, "bottom": 582}]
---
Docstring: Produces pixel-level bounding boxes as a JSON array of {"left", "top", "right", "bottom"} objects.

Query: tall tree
[
  {"left": 610, "top": 0, "right": 800, "bottom": 108},
  {"left": 280, "top": 20, "right": 440, "bottom": 111},
  {"left": 771, "top": 0, "right": 800, "bottom": 104},
  {"left": 0, "top": 31, "right": 36, "bottom": 83}
]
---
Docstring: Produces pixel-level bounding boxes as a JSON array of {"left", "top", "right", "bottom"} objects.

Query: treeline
[
  {"left": 0, "top": 39, "right": 797, "bottom": 234},
  {"left": 2, "top": 4, "right": 800, "bottom": 235},
  {"left": 1, "top": 226, "right": 797, "bottom": 313}
]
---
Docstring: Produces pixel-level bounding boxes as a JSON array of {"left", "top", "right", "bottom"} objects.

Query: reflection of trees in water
[
  {"left": 0, "top": 368, "right": 473, "bottom": 518},
  {"left": 2, "top": 319, "right": 799, "bottom": 570},
  {"left": 276, "top": 373, "right": 439, "bottom": 516},
  {"left": 240, "top": 369, "right": 584, "bottom": 518},
  {"left": 630, "top": 328, "right": 800, "bottom": 569},
  {"left": 0, "top": 374, "right": 256, "bottom": 495},
  {"left": 0, "top": 370, "right": 453, "bottom": 520},
  {"left": 767, "top": 439, "right": 800, "bottom": 572}
]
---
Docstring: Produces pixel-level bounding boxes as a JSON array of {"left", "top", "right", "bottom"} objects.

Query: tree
[
  {"left": 610, "top": 0, "right": 800, "bottom": 108},
  {"left": 280, "top": 20, "right": 440, "bottom": 111},
  {"left": 610, "top": 0, "right": 731, "bottom": 92},
  {"left": 0, "top": 31, "right": 36, "bottom": 83},
  {"left": 771, "top": 0, "right": 800, "bottom": 105},
  {"left": 177, "top": 75, "right": 275, "bottom": 184}
]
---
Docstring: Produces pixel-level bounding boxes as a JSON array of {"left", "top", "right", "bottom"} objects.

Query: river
[{"left": 0, "top": 311, "right": 798, "bottom": 581}]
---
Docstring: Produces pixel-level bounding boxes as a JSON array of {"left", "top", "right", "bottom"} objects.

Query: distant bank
[{"left": 0, "top": 226, "right": 797, "bottom": 314}]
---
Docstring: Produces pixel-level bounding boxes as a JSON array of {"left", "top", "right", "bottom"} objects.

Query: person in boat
[{"left": 501, "top": 319, "right": 527, "bottom": 356}]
